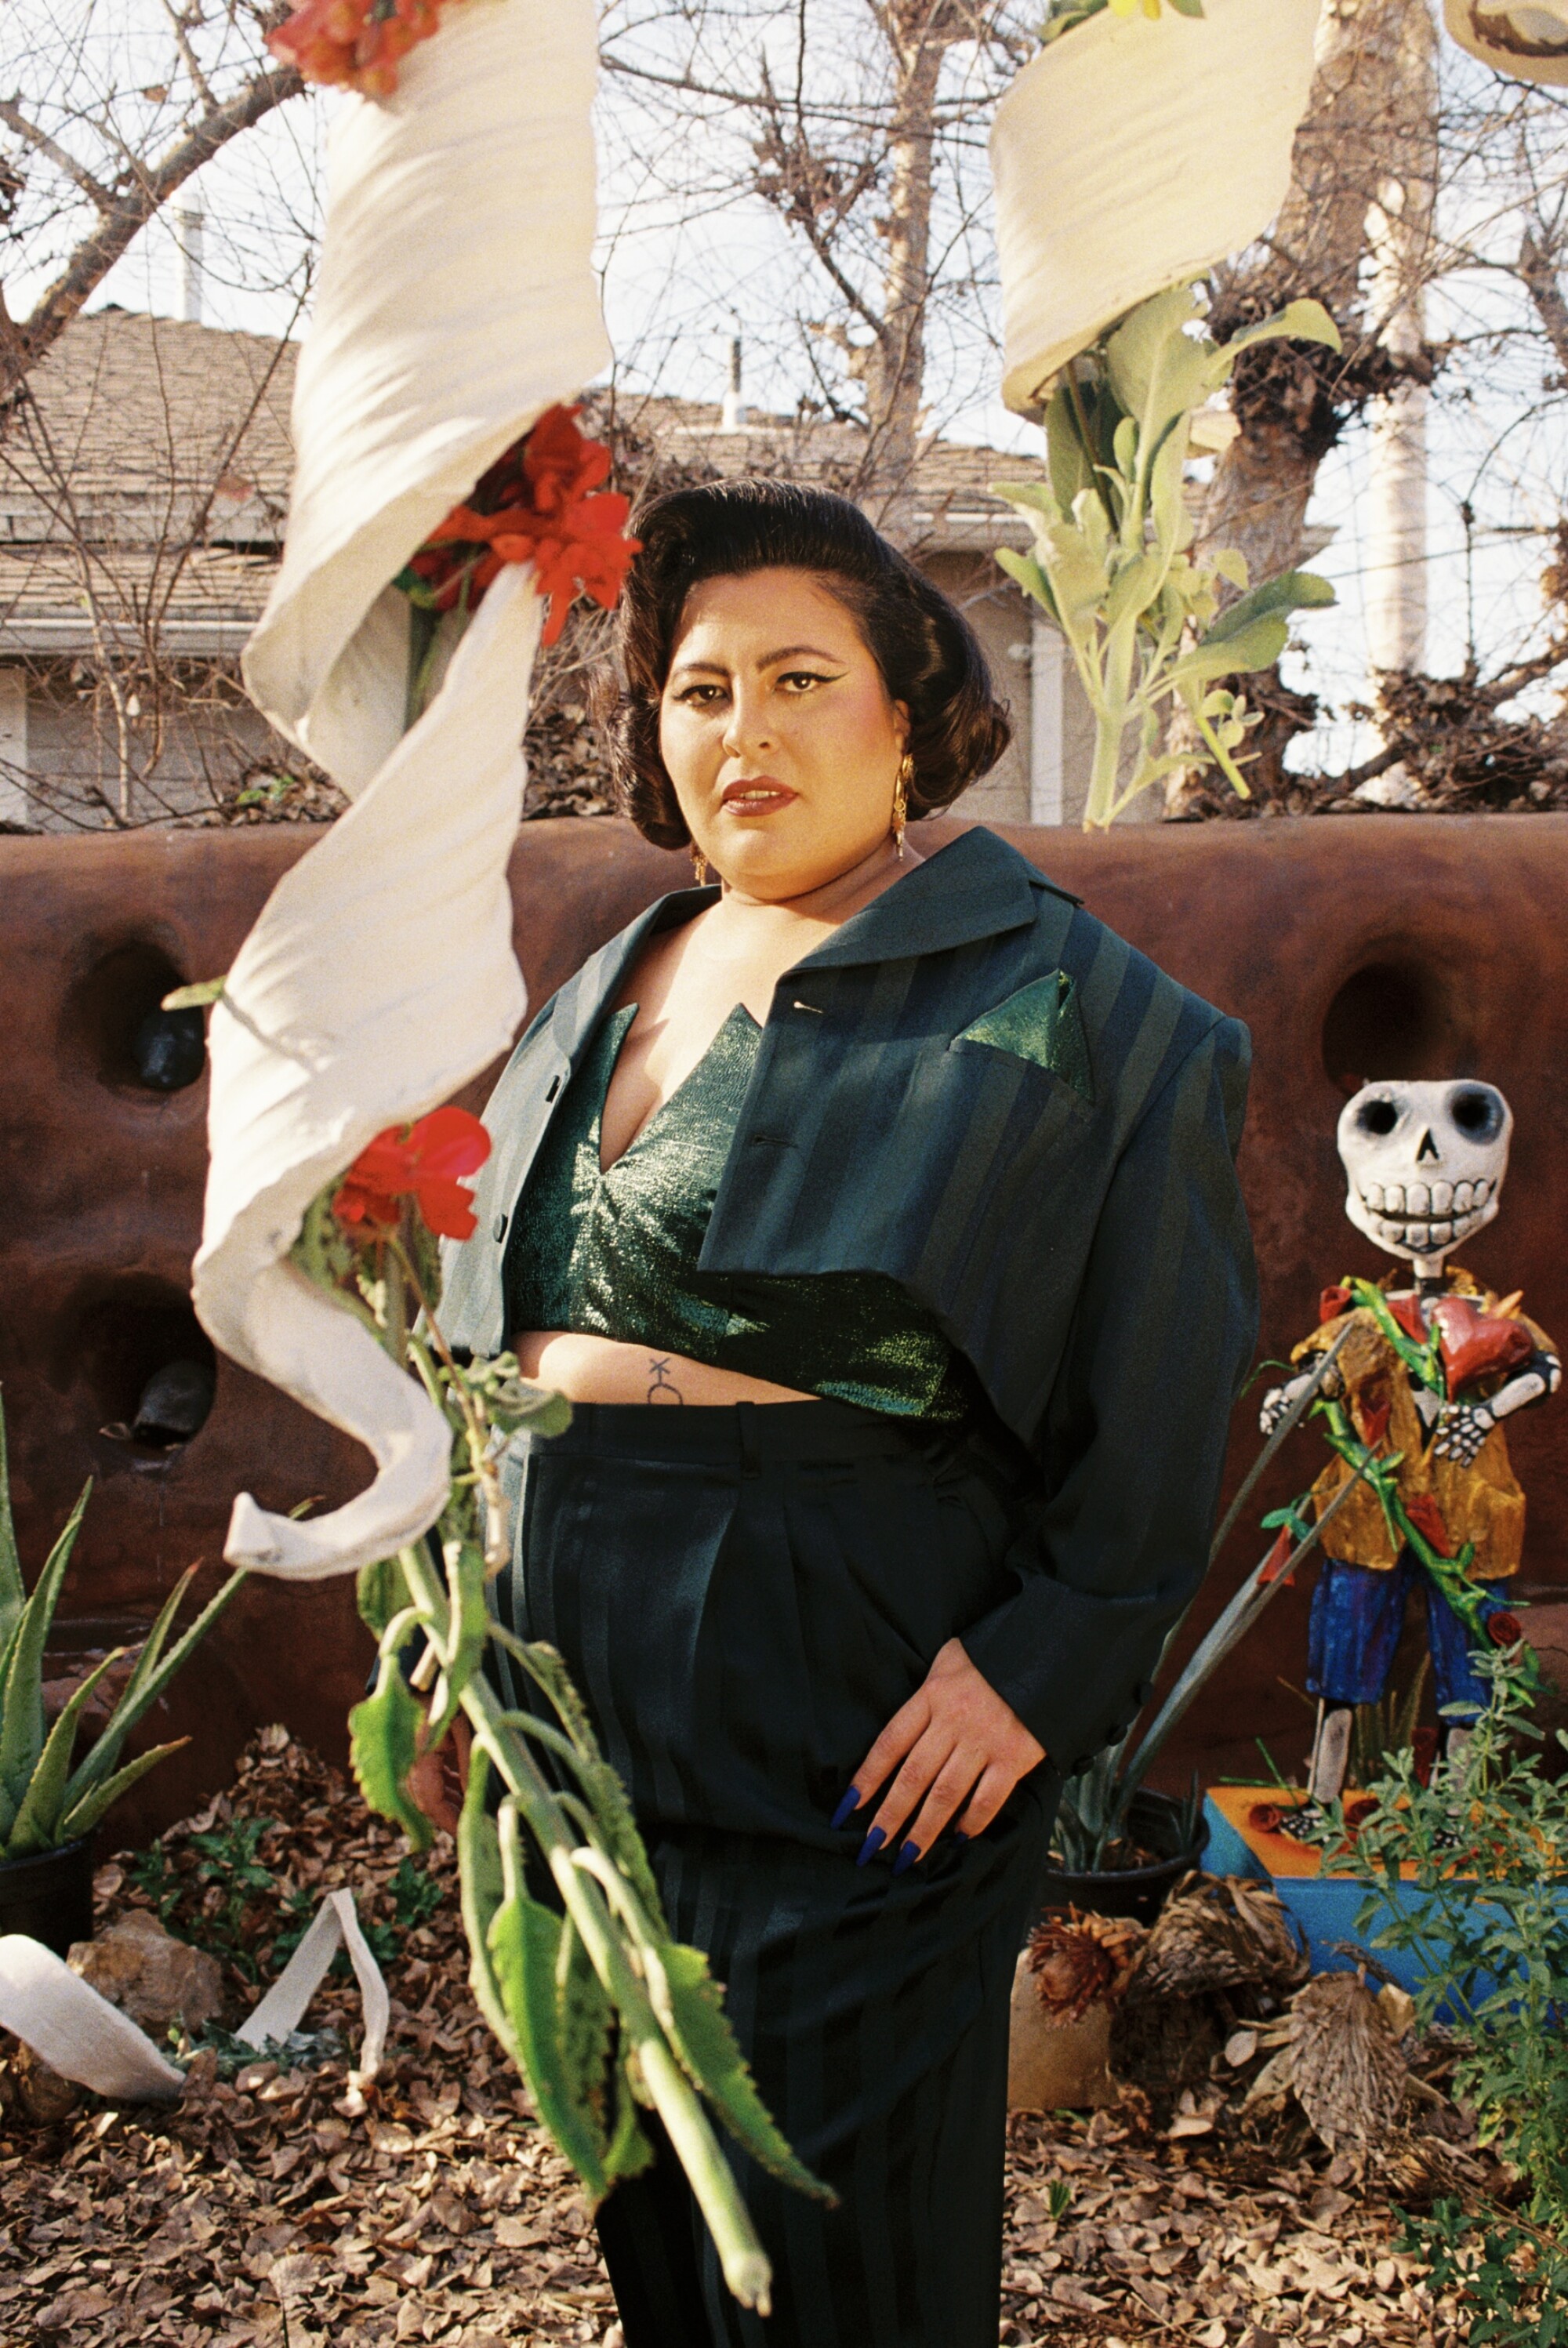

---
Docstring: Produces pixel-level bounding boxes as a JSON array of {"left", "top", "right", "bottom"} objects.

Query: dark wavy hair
[{"left": 595, "top": 478, "right": 1012, "bottom": 849}]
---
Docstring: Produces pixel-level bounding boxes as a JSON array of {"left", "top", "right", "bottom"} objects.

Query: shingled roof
[{"left": 0, "top": 309, "right": 1037, "bottom": 656}]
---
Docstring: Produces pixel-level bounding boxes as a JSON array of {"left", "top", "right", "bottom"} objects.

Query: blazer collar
[
  {"left": 549, "top": 826, "right": 1076, "bottom": 1058},
  {"left": 791, "top": 823, "right": 1078, "bottom": 973},
  {"left": 550, "top": 880, "right": 719, "bottom": 1060}
]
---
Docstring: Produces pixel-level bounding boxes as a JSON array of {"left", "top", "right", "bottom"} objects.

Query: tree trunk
[
  {"left": 1166, "top": 0, "right": 1439, "bottom": 813},
  {"left": 862, "top": 21, "right": 945, "bottom": 523},
  {"left": 861, "top": 2, "right": 988, "bottom": 533}
]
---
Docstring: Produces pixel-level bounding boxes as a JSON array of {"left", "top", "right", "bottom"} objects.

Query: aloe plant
[
  {"left": 0, "top": 1393, "right": 248, "bottom": 1860},
  {"left": 995, "top": 281, "right": 1341, "bottom": 828}
]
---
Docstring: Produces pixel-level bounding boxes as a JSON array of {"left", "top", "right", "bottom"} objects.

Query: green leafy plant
[
  {"left": 1403, "top": 2200, "right": 1568, "bottom": 2348},
  {"left": 0, "top": 1395, "right": 248, "bottom": 1860},
  {"left": 1043, "top": 0, "right": 1206, "bottom": 39},
  {"left": 389, "top": 1852, "right": 443, "bottom": 1929},
  {"left": 1313, "top": 1643, "right": 1568, "bottom": 2230},
  {"left": 180, "top": 1816, "right": 282, "bottom": 1980},
  {"left": 300, "top": 1111, "right": 828, "bottom": 2315},
  {"left": 994, "top": 281, "right": 1339, "bottom": 828}
]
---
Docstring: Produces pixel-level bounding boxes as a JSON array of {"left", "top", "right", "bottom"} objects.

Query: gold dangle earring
[
  {"left": 891, "top": 753, "right": 913, "bottom": 860},
  {"left": 691, "top": 842, "right": 710, "bottom": 886}
]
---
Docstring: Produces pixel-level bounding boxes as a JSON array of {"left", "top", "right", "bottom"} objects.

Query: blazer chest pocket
[{"left": 949, "top": 971, "right": 1094, "bottom": 1107}]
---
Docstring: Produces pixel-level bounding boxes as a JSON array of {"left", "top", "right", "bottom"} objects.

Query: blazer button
[{"left": 492, "top": 1212, "right": 508, "bottom": 1243}]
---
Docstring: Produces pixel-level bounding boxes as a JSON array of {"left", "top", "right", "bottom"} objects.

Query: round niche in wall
[
  {"left": 1321, "top": 958, "right": 1468, "bottom": 1096},
  {"left": 68, "top": 1287, "right": 217, "bottom": 1461},
  {"left": 61, "top": 940, "right": 206, "bottom": 1094}
]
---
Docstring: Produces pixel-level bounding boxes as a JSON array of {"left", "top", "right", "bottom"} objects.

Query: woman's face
[{"left": 658, "top": 567, "right": 909, "bottom": 900}]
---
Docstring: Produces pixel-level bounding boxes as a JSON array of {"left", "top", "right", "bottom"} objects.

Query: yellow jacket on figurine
[{"left": 1290, "top": 1269, "right": 1555, "bottom": 1580}]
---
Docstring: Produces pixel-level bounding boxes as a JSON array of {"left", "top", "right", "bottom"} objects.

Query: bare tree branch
[
  {"left": 3, "top": 60, "right": 303, "bottom": 394},
  {"left": 1519, "top": 221, "right": 1568, "bottom": 378},
  {"left": 0, "top": 99, "right": 114, "bottom": 214}
]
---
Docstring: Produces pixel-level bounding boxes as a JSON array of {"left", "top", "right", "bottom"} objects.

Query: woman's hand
[{"left": 837, "top": 1638, "right": 1046, "bottom": 1871}]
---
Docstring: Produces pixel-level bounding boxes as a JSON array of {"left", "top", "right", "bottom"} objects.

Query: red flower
[
  {"left": 403, "top": 407, "right": 641, "bottom": 643},
  {"left": 1342, "top": 1795, "right": 1378, "bottom": 1830},
  {"left": 1488, "top": 1609, "right": 1524, "bottom": 1648},
  {"left": 267, "top": 0, "right": 452, "bottom": 96},
  {"left": 1248, "top": 1802, "right": 1286, "bottom": 1835},
  {"left": 1319, "top": 1284, "right": 1354, "bottom": 1323},
  {"left": 332, "top": 1108, "right": 490, "bottom": 1241}
]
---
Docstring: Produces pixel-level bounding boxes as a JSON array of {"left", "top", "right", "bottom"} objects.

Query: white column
[
  {"left": 175, "top": 206, "right": 205, "bottom": 325},
  {"left": 1029, "top": 614, "right": 1065, "bottom": 826},
  {"left": 1367, "top": 374, "right": 1427, "bottom": 673},
  {"left": 0, "top": 670, "right": 28, "bottom": 828},
  {"left": 1365, "top": 168, "right": 1429, "bottom": 677}
]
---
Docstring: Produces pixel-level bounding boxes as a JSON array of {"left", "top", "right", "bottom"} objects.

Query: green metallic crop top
[{"left": 503, "top": 1003, "right": 975, "bottom": 1421}]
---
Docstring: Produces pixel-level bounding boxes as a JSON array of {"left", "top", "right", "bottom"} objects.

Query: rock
[
  {"left": 67, "top": 1908, "right": 224, "bottom": 2036},
  {"left": 5, "top": 2039, "right": 84, "bottom": 2125},
  {"left": 1007, "top": 1951, "right": 1118, "bottom": 2111}
]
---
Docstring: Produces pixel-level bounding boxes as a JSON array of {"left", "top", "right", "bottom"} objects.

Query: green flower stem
[{"left": 394, "top": 1538, "right": 774, "bottom": 2314}]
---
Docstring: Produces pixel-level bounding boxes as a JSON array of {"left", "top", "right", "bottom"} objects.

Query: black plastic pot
[
  {"left": 1036, "top": 1791, "right": 1209, "bottom": 1929},
  {"left": 0, "top": 1835, "right": 94, "bottom": 1958}
]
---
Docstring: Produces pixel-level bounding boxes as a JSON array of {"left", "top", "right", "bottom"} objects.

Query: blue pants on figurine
[{"left": 1307, "top": 1550, "right": 1510, "bottom": 1721}]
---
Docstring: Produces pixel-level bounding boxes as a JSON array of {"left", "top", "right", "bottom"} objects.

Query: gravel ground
[{"left": 0, "top": 1734, "right": 1472, "bottom": 2346}]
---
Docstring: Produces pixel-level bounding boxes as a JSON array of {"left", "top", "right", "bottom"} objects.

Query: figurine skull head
[{"left": 1338, "top": 1080, "right": 1512, "bottom": 1271}]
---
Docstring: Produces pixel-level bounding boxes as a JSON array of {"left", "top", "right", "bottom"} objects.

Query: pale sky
[{"left": 20, "top": 16, "right": 1568, "bottom": 787}]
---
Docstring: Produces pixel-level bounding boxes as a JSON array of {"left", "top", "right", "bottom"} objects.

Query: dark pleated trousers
[{"left": 495, "top": 1399, "right": 1054, "bottom": 2348}]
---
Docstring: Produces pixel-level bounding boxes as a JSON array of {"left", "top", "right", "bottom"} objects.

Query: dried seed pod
[
  {"left": 1290, "top": 1973, "right": 1406, "bottom": 2152},
  {"left": 1130, "top": 1874, "right": 1308, "bottom": 2001},
  {"left": 1025, "top": 1911, "right": 1146, "bottom": 2026}
]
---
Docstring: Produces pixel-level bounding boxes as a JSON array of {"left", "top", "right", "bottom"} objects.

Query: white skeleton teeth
[{"left": 1340, "top": 1078, "right": 1512, "bottom": 1265}]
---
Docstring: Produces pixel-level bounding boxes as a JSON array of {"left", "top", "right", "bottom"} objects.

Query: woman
[{"left": 441, "top": 481, "right": 1257, "bottom": 2347}]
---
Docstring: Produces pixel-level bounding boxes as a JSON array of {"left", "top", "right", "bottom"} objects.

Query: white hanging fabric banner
[
  {"left": 991, "top": 0, "right": 1323, "bottom": 412},
  {"left": 0, "top": 1890, "right": 387, "bottom": 2103},
  {"left": 194, "top": 0, "right": 608, "bottom": 1581},
  {"left": 238, "top": 1888, "right": 390, "bottom": 2099},
  {"left": 0, "top": 1933, "right": 185, "bottom": 2102}
]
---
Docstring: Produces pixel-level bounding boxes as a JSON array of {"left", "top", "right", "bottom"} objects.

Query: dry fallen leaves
[{"left": 0, "top": 1735, "right": 1498, "bottom": 2346}]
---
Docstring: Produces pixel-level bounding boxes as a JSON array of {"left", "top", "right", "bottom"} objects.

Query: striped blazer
[{"left": 444, "top": 824, "right": 1258, "bottom": 1773}]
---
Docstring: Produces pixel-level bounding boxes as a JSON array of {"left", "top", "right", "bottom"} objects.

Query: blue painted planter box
[{"left": 1203, "top": 1791, "right": 1436, "bottom": 1992}]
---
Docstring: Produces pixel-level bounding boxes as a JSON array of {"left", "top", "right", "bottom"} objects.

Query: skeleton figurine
[{"left": 1260, "top": 1080, "right": 1560, "bottom": 1811}]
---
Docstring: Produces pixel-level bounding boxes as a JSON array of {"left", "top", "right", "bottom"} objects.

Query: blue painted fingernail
[
  {"left": 856, "top": 1826, "right": 886, "bottom": 1867},
  {"left": 952, "top": 1829, "right": 969, "bottom": 1844},
  {"left": 831, "top": 1785, "right": 862, "bottom": 1830},
  {"left": 892, "top": 1841, "right": 920, "bottom": 1877}
]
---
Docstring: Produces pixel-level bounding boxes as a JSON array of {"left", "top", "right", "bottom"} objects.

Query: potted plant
[
  {"left": 1039, "top": 1334, "right": 1364, "bottom": 1923},
  {"left": 990, "top": 0, "right": 1324, "bottom": 412},
  {"left": 0, "top": 1395, "right": 247, "bottom": 1956}
]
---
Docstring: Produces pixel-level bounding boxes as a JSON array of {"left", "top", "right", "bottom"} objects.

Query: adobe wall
[{"left": 2, "top": 813, "right": 1563, "bottom": 1834}]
